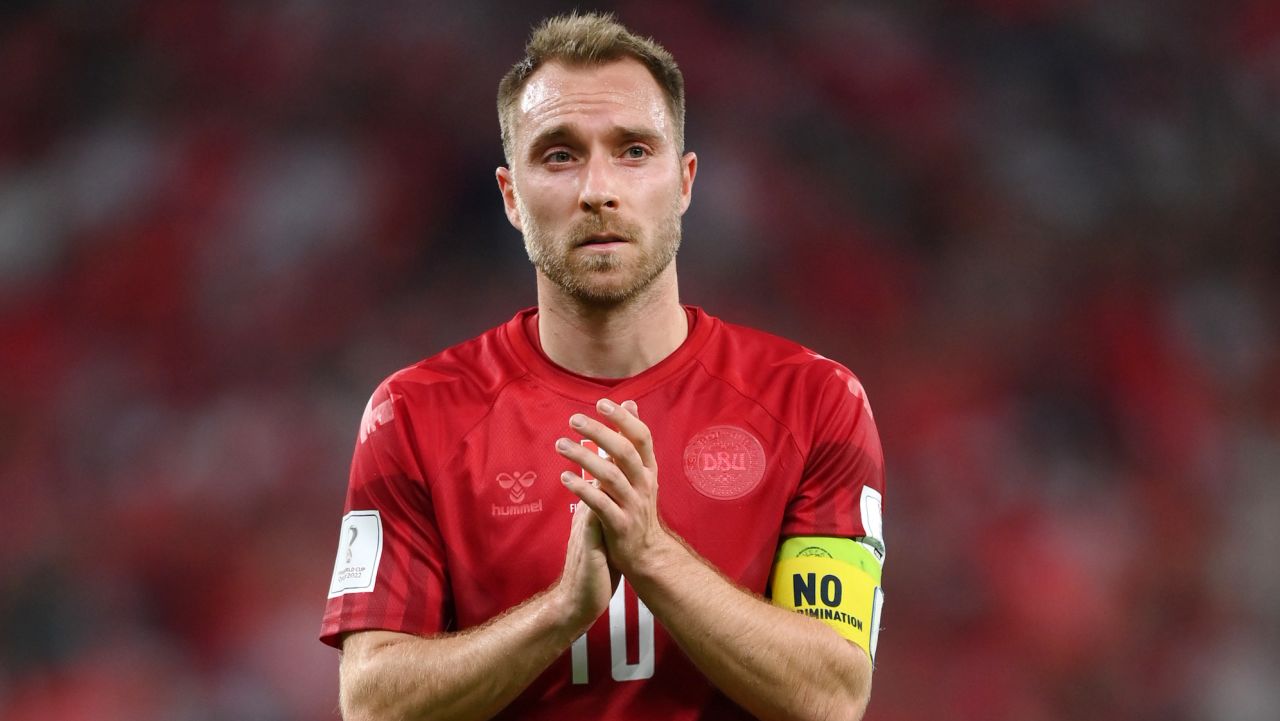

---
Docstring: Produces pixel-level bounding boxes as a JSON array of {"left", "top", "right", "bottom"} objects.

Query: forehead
[{"left": 515, "top": 58, "right": 670, "bottom": 143}]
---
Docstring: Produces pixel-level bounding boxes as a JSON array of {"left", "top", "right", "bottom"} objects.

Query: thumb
[{"left": 572, "top": 500, "right": 594, "bottom": 527}]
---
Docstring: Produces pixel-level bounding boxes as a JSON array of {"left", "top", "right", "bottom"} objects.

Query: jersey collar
[{"left": 501, "top": 305, "right": 716, "bottom": 403}]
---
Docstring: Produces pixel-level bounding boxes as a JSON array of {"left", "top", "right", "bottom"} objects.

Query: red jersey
[{"left": 321, "top": 306, "right": 885, "bottom": 720}]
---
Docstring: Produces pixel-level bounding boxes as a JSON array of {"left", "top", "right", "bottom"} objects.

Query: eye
[
  {"left": 545, "top": 150, "right": 573, "bottom": 164},
  {"left": 624, "top": 145, "right": 649, "bottom": 159}
]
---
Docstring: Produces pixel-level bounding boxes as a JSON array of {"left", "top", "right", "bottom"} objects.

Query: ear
[
  {"left": 678, "top": 151, "right": 697, "bottom": 215},
  {"left": 496, "top": 166, "right": 523, "bottom": 231}
]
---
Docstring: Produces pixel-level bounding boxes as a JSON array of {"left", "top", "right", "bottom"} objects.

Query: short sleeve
[
  {"left": 319, "top": 379, "right": 452, "bottom": 648},
  {"left": 780, "top": 362, "right": 886, "bottom": 559}
]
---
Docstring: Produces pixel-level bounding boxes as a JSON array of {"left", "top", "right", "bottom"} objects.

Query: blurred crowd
[{"left": 2, "top": 1, "right": 1278, "bottom": 719}]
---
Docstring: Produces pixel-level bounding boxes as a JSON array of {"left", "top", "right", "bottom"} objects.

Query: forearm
[
  {"left": 557, "top": 401, "right": 873, "bottom": 720},
  {"left": 339, "top": 586, "right": 584, "bottom": 721},
  {"left": 626, "top": 535, "right": 873, "bottom": 721}
]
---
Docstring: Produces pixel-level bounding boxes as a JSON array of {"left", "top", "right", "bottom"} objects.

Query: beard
[{"left": 520, "top": 198, "right": 683, "bottom": 307}]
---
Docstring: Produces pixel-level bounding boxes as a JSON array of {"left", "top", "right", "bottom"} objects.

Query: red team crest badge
[{"left": 682, "top": 426, "right": 767, "bottom": 500}]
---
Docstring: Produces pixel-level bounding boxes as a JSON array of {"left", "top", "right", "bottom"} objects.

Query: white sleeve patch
[
  {"left": 859, "top": 486, "right": 885, "bottom": 562},
  {"left": 328, "top": 510, "right": 384, "bottom": 598}
]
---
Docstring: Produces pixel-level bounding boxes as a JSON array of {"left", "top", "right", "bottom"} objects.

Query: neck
[{"left": 536, "top": 267, "right": 688, "bottom": 379}]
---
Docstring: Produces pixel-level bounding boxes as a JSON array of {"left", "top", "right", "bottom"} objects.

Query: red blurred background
[{"left": 2, "top": 1, "right": 1278, "bottom": 719}]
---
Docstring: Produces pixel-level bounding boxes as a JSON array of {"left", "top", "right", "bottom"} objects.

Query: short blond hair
[{"left": 497, "top": 12, "right": 686, "bottom": 162}]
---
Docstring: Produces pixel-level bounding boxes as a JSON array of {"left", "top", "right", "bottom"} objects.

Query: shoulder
[
  {"left": 691, "top": 312, "right": 877, "bottom": 461},
  {"left": 702, "top": 313, "right": 870, "bottom": 405},
  {"left": 364, "top": 316, "right": 530, "bottom": 434}
]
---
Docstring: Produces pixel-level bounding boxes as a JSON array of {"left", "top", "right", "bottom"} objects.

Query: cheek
[
  {"left": 642, "top": 174, "right": 686, "bottom": 211},
  {"left": 519, "top": 177, "right": 576, "bottom": 216}
]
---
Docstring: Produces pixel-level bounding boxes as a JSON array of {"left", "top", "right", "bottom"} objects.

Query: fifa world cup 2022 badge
[
  {"left": 328, "top": 510, "right": 383, "bottom": 598},
  {"left": 682, "top": 426, "right": 767, "bottom": 500}
]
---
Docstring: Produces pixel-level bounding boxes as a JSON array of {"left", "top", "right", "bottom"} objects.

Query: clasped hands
[{"left": 553, "top": 398, "right": 674, "bottom": 627}]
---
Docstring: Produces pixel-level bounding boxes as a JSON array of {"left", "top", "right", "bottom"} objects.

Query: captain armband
[{"left": 769, "top": 536, "right": 884, "bottom": 663}]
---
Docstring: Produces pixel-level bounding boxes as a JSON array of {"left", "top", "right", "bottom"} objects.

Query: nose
[{"left": 578, "top": 154, "right": 620, "bottom": 213}]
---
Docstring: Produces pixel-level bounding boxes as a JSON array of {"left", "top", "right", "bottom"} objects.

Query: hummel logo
[
  {"left": 492, "top": 470, "right": 543, "bottom": 518},
  {"left": 497, "top": 471, "right": 537, "bottom": 503}
]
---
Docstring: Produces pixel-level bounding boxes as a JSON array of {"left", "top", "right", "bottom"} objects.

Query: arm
[
  {"left": 625, "top": 531, "right": 872, "bottom": 721},
  {"left": 339, "top": 503, "right": 616, "bottom": 721},
  {"left": 557, "top": 400, "right": 873, "bottom": 721}
]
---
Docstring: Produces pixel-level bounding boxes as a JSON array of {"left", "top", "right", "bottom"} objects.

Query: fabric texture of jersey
[{"left": 320, "top": 306, "right": 886, "bottom": 720}]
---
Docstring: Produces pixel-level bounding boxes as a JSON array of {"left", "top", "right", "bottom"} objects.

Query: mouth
[{"left": 576, "top": 233, "right": 628, "bottom": 248}]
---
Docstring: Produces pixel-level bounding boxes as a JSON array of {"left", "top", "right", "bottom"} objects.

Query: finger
[
  {"left": 569, "top": 500, "right": 605, "bottom": 548},
  {"left": 595, "top": 399, "right": 656, "bottom": 471},
  {"left": 566, "top": 415, "right": 646, "bottom": 498},
  {"left": 570, "top": 499, "right": 594, "bottom": 529},
  {"left": 572, "top": 405, "right": 648, "bottom": 482},
  {"left": 555, "top": 436, "right": 638, "bottom": 505},
  {"left": 622, "top": 399, "right": 638, "bottom": 417},
  {"left": 560, "top": 470, "right": 626, "bottom": 529}
]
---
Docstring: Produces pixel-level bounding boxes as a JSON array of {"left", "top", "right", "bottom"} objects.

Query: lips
[{"left": 576, "top": 233, "right": 628, "bottom": 247}]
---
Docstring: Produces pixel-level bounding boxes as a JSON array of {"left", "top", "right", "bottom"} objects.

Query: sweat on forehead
[{"left": 514, "top": 60, "right": 671, "bottom": 143}]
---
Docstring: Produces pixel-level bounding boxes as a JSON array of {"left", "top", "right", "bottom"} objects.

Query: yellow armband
[{"left": 770, "top": 536, "right": 884, "bottom": 663}]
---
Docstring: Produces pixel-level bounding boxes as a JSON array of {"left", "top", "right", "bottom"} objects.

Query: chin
[
  {"left": 557, "top": 271, "right": 650, "bottom": 306},
  {"left": 569, "top": 283, "right": 640, "bottom": 307},
  {"left": 541, "top": 250, "right": 675, "bottom": 307}
]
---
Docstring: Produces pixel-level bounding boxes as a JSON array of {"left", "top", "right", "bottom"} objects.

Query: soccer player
[{"left": 321, "top": 12, "right": 886, "bottom": 721}]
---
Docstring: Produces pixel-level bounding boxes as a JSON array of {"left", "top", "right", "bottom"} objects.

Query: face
[{"left": 496, "top": 58, "right": 697, "bottom": 307}]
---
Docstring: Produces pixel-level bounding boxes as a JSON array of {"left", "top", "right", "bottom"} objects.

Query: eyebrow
[
  {"left": 615, "top": 126, "right": 664, "bottom": 146},
  {"left": 526, "top": 124, "right": 665, "bottom": 156},
  {"left": 528, "top": 125, "right": 574, "bottom": 152}
]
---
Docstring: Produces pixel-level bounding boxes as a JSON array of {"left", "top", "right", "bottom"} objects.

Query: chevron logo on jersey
[
  {"left": 497, "top": 471, "right": 537, "bottom": 503},
  {"left": 491, "top": 468, "right": 544, "bottom": 518},
  {"left": 359, "top": 396, "right": 395, "bottom": 444}
]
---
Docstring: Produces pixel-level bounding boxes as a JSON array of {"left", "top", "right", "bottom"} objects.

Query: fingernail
[
  {"left": 570, "top": 414, "right": 586, "bottom": 428},
  {"left": 555, "top": 438, "right": 570, "bottom": 451},
  {"left": 598, "top": 399, "right": 614, "bottom": 414},
  {"left": 561, "top": 471, "right": 573, "bottom": 484}
]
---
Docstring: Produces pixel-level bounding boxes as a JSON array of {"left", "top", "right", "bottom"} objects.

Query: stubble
[{"left": 520, "top": 197, "right": 683, "bottom": 308}]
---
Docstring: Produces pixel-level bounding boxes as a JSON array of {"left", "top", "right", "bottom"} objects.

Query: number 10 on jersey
[{"left": 571, "top": 578, "right": 655, "bottom": 683}]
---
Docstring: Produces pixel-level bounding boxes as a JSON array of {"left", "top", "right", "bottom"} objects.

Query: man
[{"left": 321, "top": 12, "right": 886, "bottom": 721}]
